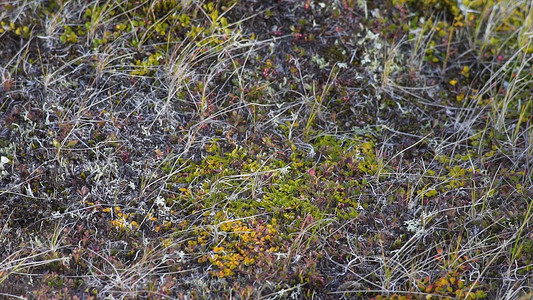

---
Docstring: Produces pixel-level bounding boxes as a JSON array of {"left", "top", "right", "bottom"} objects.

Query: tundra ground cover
[{"left": 1, "top": 0, "right": 532, "bottom": 298}]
